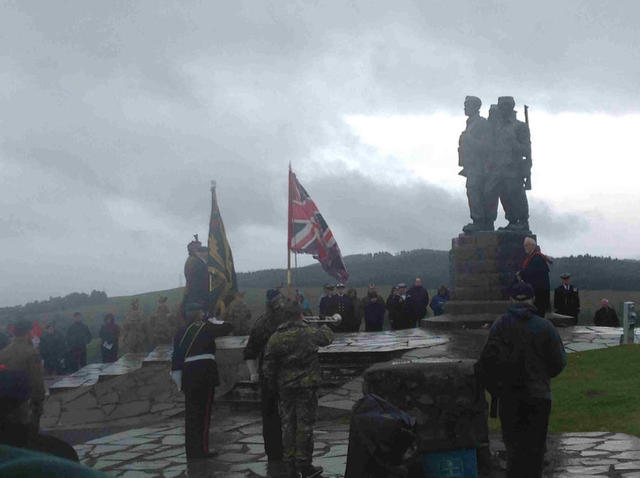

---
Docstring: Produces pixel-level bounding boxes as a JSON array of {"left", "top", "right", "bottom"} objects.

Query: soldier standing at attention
[
  {"left": 263, "top": 302, "right": 334, "bottom": 478},
  {"left": 244, "top": 289, "right": 287, "bottom": 476},
  {"left": 333, "top": 283, "right": 357, "bottom": 332},
  {"left": 0, "top": 319, "right": 45, "bottom": 434},
  {"left": 183, "top": 236, "right": 209, "bottom": 316},
  {"left": 553, "top": 273, "right": 580, "bottom": 325},
  {"left": 171, "top": 305, "right": 233, "bottom": 460}
]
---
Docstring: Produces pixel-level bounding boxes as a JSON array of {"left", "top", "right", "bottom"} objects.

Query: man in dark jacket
[
  {"left": 478, "top": 281, "right": 566, "bottom": 478},
  {"left": 65, "top": 313, "right": 92, "bottom": 373},
  {"left": 171, "top": 305, "right": 233, "bottom": 459},
  {"left": 593, "top": 299, "right": 619, "bottom": 327},
  {"left": 318, "top": 284, "right": 336, "bottom": 317},
  {"left": 362, "top": 285, "right": 386, "bottom": 332},
  {"left": 429, "top": 285, "right": 450, "bottom": 316},
  {"left": 406, "top": 278, "right": 429, "bottom": 324},
  {"left": 332, "top": 284, "right": 357, "bottom": 332},
  {"left": 243, "top": 289, "right": 287, "bottom": 473},
  {"left": 553, "top": 273, "right": 580, "bottom": 325},
  {"left": 389, "top": 284, "right": 413, "bottom": 330},
  {"left": 99, "top": 314, "right": 120, "bottom": 363},
  {"left": 517, "top": 237, "right": 552, "bottom": 317},
  {"left": 39, "top": 322, "right": 66, "bottom": 374}
]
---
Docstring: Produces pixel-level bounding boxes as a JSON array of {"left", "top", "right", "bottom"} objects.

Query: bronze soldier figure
[
  {"left": 485, "top": 96, "right": 532, "bottom": 232},
  {"left": 459, "top": 95, "right": 492, "bottom": 233}
]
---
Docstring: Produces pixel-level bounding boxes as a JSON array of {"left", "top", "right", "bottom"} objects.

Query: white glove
[
  {"left": 246, "top": 360, "right": 259, "bottom": 383},
  {"left": 170, "top": 370, "right": 182, "bottom": 391}
]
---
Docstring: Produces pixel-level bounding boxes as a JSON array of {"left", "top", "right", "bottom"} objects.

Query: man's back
[
  {"left": 263, "top": 322, "right": 333, "bottom": 391},
  {"left": 66, "top": 322, "right": 90, "bottom": 349},
  {"left": 488, "top": 302, "right": 566, "bottom": 399}
]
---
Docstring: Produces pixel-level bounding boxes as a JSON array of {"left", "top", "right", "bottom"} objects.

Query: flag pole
[{"left": 287, "top": 163, "right": 292, "bottom": 298}]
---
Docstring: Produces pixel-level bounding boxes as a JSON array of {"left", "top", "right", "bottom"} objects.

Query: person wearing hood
[
  {"left": 517, "top": 237, "right": 552, "bottom": 317},
  {"left": 478, "top": 281, "right": 566, "bottom": 478}
]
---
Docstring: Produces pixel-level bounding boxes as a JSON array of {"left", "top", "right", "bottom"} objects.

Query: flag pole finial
[{"left": 210, "top": 180, "right": 216, "bottom": 191}]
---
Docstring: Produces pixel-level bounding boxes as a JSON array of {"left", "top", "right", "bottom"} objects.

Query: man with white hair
[
  {"left": 593, "top": 299, "right": 619, "bottom": 327},
  {"left": 517, "top": 237, "right": 552, "bottom": 317}
]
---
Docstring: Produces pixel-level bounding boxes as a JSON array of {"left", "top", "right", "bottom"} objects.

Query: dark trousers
[
  {"left": 499, "top": 396, "right": 551, "bottom": 478},
  {"left": 67, "top": 347, "right": 86, "bottom": 373},
  {"left": 534, "top": 289, "right": 550, "bottom": 318},
  {"left": 261, "top": 382, "right": 283, "bottom": 461},
  {"left": 184, "top": 383, "right": 215, "bottom": 459}
]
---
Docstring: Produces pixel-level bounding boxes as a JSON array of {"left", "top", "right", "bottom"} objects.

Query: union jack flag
[{"left": 288, "top": 169, "right": 349, "bottom": 282}]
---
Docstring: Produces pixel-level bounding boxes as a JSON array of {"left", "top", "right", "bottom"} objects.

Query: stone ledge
[{"left": 421, "top": 313, "right": 499, "bottom": 330}]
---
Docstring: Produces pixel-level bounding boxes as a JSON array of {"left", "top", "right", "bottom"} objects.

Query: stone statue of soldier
[
  {"left": 459, "top": 96, "right": 492, "bottom": 233},
  {"left": 484, "top": 96, "right": 532, "bottom": 232}
]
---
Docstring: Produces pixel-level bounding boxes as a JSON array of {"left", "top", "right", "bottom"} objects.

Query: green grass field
[{"left": 488, "top": 345, "right": 640, "bottom": 436}]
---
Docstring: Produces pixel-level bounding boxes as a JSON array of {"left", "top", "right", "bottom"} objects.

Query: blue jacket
[{"left": 484, "top": 302, "right": 566, "bottom": 400}]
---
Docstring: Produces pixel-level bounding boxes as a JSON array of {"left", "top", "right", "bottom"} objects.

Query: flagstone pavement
[
  {"left": 74, "top": 410, "right": 640, "bottom": 477},
  {"left": 64, "top": 325, "right": 640, "bottom": 477}
]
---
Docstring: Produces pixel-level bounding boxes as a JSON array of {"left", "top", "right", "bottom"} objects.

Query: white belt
[{"left": 185, "top": 353, "right": 216, "bottom": 363}]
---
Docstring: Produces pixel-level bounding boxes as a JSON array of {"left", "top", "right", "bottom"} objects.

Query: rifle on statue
[{"left": 523, "top": 105, "right": 533, "bottom": 190}]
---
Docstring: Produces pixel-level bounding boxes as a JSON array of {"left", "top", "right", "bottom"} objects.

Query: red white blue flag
[{"left": 288, "top": 168, "right": 349, "bottom": 282}]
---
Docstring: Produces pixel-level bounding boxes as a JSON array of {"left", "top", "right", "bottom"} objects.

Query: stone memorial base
[
  {"left": 423, "top": 230, "right": 532, "bottom": 330},
  {"left": 363, "top": 358, "right": 490, "bottom": 472}
]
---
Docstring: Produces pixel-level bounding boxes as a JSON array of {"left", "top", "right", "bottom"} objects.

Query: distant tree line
[
  {"left": 0, "top": 290, "right": 108, "bottom": 323},
  {"left": 238, "top": 249, "right": 640, "bottom": 292}
]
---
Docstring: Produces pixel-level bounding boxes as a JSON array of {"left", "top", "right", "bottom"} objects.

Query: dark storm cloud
[{"left": 0, "top": 0, "right": 637, "bottom": 305}]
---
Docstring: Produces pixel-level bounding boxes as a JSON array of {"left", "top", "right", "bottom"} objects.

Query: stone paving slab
[
  {"left": 74, "top": 414, "right": 640, "bottom": 477},
  {"left": 49, "top": 363, "right": 111, "bottom": 391},
  {"left": 100, "top": 353, "right": 149, "bottom": 380}
]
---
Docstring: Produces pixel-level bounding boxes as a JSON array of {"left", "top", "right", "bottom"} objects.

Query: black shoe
[{"left": 298, "top": 464, "right": 323, "bottom": 478}]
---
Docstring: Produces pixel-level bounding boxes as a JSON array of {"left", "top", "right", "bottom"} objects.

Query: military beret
[
  {"left": 510, "top": 281, "right": 535, "bottom": 300},
  {"left": 0, "top": 370, "right": 30, "bottom": 401},
  {"left": 283, "top": 301, "right": 303, "bottom": 321},
  {"left": 560, "top": 273, "right": 571, "bottom": 279}
]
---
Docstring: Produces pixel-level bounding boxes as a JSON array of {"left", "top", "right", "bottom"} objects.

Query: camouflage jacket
[
  {"left": 263, "top": 321, "right": 333, "bottom": 392},
  {"left": 243, "top": 307, "right": 286, "bottom": 373},
  {"left": 0, "top": 336, "right": 45, "bottom": 405}
]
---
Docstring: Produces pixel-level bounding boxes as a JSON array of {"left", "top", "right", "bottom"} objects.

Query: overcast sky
[{"left": 1, "top": 1, "right": 640, "bottom": 306}]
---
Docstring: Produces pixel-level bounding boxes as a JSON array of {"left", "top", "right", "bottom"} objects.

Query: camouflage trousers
[{"left": 279, "top": 387, "right": 318, "bottom": 466}]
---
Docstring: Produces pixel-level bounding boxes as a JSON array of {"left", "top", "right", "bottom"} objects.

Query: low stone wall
[{"left": 363, "top": 358, "right": 490, "bottom": 468}]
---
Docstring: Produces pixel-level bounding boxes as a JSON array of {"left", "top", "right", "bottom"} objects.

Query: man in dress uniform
[
  {"left": 183, "top": 236, "right": 209, "bottom": 317},
  {"left": 0, "top": 320, "right": 45, "bottom": 434},
  {"left": 553, "top": 273, "right": 580, "bottom": 325},
  {"left": 263, "top": 301, "right": 334, "bottom": 478},
  {"left": 171, "top": 305, "right": 233, "bottom": 460},
  {"left": 318, "top": 283, "right": 336, "bottom": 316},
  {"left": 389, "top": 283, "right": 414, "bottom": 329},
  {"left": 332, "top": 283, "right": 357, "bottom": 332},
  {"left": 243, "top": 289, "right": 287, "bottom": 475}
]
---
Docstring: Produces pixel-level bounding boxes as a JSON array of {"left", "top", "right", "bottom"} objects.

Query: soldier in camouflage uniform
[
  {"left": 121, "top": 299, "right": 148, "bottom": 353},
  {"left": 243, "top": 289, "right": 287, "bottom": 475},
  {"left": 263, "top": 302, "right": 334, "bottom": 478}
]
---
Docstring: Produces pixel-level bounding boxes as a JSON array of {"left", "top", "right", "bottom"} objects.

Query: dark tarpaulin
[{"left": 345, "top": 394, "right": 417, "bottom": 478}]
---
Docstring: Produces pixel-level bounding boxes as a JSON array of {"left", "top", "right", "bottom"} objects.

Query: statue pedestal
[{"left": 422, "top": 230, "right": 534, "bottom": 329}]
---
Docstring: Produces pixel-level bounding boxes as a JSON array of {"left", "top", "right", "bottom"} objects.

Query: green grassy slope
[{"left": 489, "top": 345, "right": 640, "bottom": 436}]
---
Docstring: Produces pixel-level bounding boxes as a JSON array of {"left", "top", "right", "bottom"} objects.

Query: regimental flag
[
  {"left": 207, "top": 182, "right": 238, "bottom": 315},
  {"left": 288, "top": 168, "right": 349, "bottom": 282}
]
